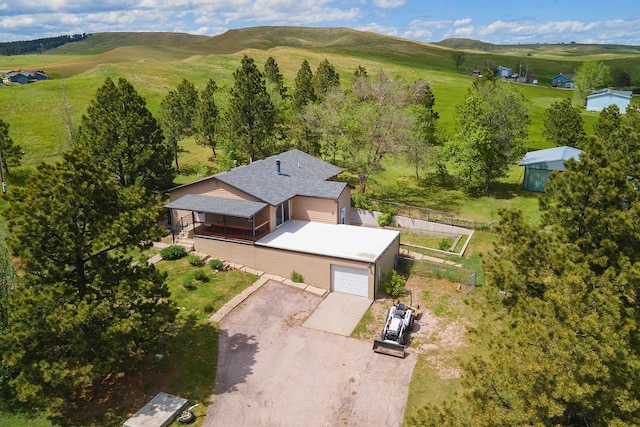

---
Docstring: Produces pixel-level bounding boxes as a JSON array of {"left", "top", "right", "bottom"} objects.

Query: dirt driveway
[{"left": 204, "top": 281, "right": 417, "bottom": 427}]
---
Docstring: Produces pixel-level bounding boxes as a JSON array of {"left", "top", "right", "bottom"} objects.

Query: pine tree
[
  {"left": 226, "top": 55, "right": 276, "bottom": 162},
  {"left": 195, "top": 78, "right": 220, "bottom": 157},
  {"left": 0, "top": 145, "right": 176, "bottom": 409},
  {"left": 292, "top": 59, "right": 316, "bottom": 111},
  {"left": 159, "top": 79, "right": 199, "bottom": 172},
  {"left": 76, "top": 77, "right": 175, "bottom": 192},
  {"left": 314, "top": 58, "right": 340, "bottom": 101},
  {"left": 264, "top": 56, "right": 287, "bottom": 97},
  {"left": 0, "top": 119, "right": 24, "bottom": 177},
  {"left": 412, "top": 137, "right": 640, "bottom": 426}
]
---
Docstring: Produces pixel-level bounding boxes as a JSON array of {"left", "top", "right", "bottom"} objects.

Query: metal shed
[{"left": 519, "top": 146, "right": 583, "bottom": 192}]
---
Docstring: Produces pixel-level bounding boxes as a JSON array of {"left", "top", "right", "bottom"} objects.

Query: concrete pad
[
  {"left": 147, "top": 254, "right": 163, "bottom": 265},
  {"left": 303, "top": 292, "right": 372, "bottom": 336},
  {"left": 124, "top": 392, "right": 187, "bottom": 427},
  {"left": 206, "top": 282, "right": 416, "bottom": 427},
  {"left": 283, "top": 278, "right": 306, "bottom": 290},
  {"left": 305, "top": 285, "right": 328, "bottom": 297},
  {"left": 209, "top": 305, "right": 233, "bottom": 323}
]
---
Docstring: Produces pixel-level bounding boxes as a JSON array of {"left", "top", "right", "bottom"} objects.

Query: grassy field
[
  {"left": 0, "top": 253, "right": 258, "bottom": 427},
  {"left": 0, "top": 27, "right": 637, "bottom": 425}
]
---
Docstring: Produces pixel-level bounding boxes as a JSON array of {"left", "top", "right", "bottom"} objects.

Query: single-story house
[
  {"left": 165, "top": 149, "right": 400, "bottom": 299},
  {"left": 552, "top": 73, "right": 575, "bottom": 88},
  {"left": 6, "top": 70, "right": 49, "bottom": 84},
  {"left": 495, "top": 66, "right": 512, "bottom": 78},
  {"left": 586, "top": 88, "right": 632, "bottom": 113},
  {"left": 519, "top": 146, "right": 583, "bottom": 192}
]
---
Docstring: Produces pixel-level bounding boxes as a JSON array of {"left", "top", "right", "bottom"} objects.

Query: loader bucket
[{"left": 373, "top": 339, "right": 406, "bottom": 358}]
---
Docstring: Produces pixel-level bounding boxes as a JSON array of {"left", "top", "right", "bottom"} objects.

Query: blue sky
[{"left": 1, "top": 0, "right": 639, "bottom": 45}]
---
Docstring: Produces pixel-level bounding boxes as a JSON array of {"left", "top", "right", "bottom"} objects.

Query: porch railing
[{"left": 194, "top": 220, "right": 270, "bottom": 242}]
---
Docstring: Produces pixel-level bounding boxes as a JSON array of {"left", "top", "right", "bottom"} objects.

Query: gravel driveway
[{"left": 204, "top": 280, "right": 416, "bottom": 427}]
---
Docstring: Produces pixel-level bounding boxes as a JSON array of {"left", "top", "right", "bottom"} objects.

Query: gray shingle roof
[
  {"left": 165, "top": 194, "right": 267, "bottom": 218},
  {"left": 177, "top": 149, "right": 347, "bottom": 206}
]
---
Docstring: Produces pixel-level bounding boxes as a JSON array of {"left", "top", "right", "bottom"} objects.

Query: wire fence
[
  {"left": 371, "top": 199, "right": 496, "bottom": 231},
  {"left": 399, "top": 256, "right": 478, "bottom": 294}
]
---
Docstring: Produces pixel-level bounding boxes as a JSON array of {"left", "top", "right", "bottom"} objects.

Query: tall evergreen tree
[
  {"left": 542, "top": 98, "right": 586, "bottom": 148},
  {"left": 292, "top": 59, "right": 316, "bottom": 111},
  {"left": 158, "top": 79, "right": 199, "bottom": 172},
  {"left": 593, "top": 104, "right": 622, "bottom": 144},
  {"left": 264, "top": 56, "right": 287, "bottom": 97},
  {"left": 226, "top": 55, "right": 276, "bottom": 162},
  {"left": 76, "top": 77, "right": 175, "bottom": 192},
  {"left": 0, "top": 119, "right": 24, "bottom": 177},
  {"left": 0, "top": 145, "right": 176, "bottom": 408},
  {"left": 353, "top": 65, "right": 368, "bottom": 81},
  {"left": 195, "top": 78, "right": 220, "bottom": 157},
  {"left": 314, "top": 58, "right": 340, "bottom": 101},
  {"left": 412, "top": 137, "right": 640, "bottom": 426}
]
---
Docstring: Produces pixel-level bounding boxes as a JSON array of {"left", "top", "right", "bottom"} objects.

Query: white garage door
[{"left": 331, "top": 264, "right": 369, "bottom": 298}]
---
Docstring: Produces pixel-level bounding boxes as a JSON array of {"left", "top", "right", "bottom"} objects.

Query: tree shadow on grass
[
  {"left": 487, "top": 181, "right": 541, "bottom": 200},
  {"left": 49, "top": 315, "right": 224, "bottom": 426}
]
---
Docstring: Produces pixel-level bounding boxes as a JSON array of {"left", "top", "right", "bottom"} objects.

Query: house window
[{"left": 276, "top": 200, "right": 290, "bottom": 226}]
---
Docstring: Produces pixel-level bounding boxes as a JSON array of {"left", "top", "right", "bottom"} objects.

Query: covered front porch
[{"left": 166, "top": 194, "right": 270, "bottom": 243}]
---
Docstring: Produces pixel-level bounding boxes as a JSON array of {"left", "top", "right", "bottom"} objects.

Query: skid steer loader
[{"left": 373, "top": 291, "right": 419, "bottom": 358}]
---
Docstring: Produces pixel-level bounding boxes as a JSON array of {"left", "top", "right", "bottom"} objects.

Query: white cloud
[
  {"left": 453, "top": 18, "right": 471, "bottom": 26},
  {"left": 373, "top": 0, "right": 406, "bottom": 8},
  {"left": 356, "top": 23, "right": 398, "bottom": 37}
]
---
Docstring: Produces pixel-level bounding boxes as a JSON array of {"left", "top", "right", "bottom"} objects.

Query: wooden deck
[{"left": 194, "top": 220, "right": 270, "bottom": 242}]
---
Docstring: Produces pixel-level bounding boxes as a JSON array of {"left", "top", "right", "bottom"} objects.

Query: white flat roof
[{"left": 256, "top": 220, "right": 399, "bottom": 263}]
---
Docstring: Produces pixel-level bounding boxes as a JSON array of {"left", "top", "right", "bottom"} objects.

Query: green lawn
[{"left": 0, "top": 253, "right": 258, "bottom": 427}]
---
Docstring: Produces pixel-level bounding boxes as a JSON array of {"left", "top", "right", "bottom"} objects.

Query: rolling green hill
[
  {"left": 38, "top": 27, "right": 640, "bottom": 84},
  {"left": 0, "top": 26, "right": 636, "bottom": 168}
]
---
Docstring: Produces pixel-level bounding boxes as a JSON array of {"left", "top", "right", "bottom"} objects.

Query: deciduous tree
[
  {"left": 0, "top": 145, "right": 176, "bottom": 408},
  {"left": 314, "top": 71, "right": 411, "bottom": 193},
  {"left": 76, "top": 77, "right": 175, "bottom": 192},
  {"left": 542, "top": 98, "right": 586, "bottom": 148},
  {"left": 575, "top": 61, "right": 611, "bottom": 104},
  {"left": 451, "top": 79, "right": 530, "bottom": 193}
]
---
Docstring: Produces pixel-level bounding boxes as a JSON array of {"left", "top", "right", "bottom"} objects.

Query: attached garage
[
  {"left": 331, "top": 265, "right": 369, "bottom": 297},
  {"left": 194, "top": 220, "right": 400, "bottom": 300}
]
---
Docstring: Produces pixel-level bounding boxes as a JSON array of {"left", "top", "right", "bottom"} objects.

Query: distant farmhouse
[
  {"left": 519, "top": 146, "right": 583, "bottom": 192},
  {"left": 495, "top": 65, "right": 512, "bottom": 78},
  {"left": 552, "top": 73, "right": 575, "bottom": 89},
  {"left": 2, "top": 70, "right": 49, "bottom": 85},
  {"left": 585, "top": 88, "right": 632, "bottom": 113}
]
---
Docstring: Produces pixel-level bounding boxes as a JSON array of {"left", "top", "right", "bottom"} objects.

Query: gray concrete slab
[
  {"left": 303, "top": 291, "right": 372, "bottom": 336},
  {"left": 124, "top": 392, "right": 188, "bottom": 427},
  {"left": 204, "top": 282, "right": 416, "bottom": 427}
]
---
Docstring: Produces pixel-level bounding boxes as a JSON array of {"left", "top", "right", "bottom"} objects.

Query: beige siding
[
  {"left": 193, "top": 237, "right": 375, "bottom": 297},
  {"left": 374, "top": 234, "right": 400, "bottom": 299},
  {"left": 292, "top": 196, "right": 336, "bottom": 224},
  {"left": 170, "top": 178, "right": 258, "bottom": 202},
  {"left": 336, "top": 186, "right": 352, "bottom": 224}
]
